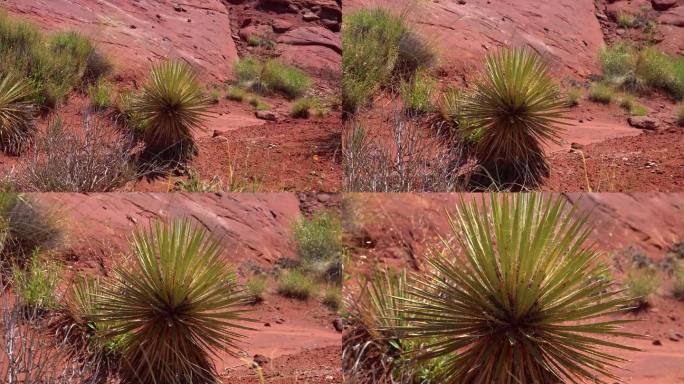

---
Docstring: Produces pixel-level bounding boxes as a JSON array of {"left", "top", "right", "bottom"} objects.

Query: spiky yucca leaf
[
  {"left": 397, "top": 193, "right": 638, "bottom": 384},
  {"left": 0, "top": 75, "right": 36, "bottom": 154},
  {"left": 460, "top": 48, "right": 569, "bottom": 187},
  {"left": 132, "top": 60, "right": 211, "bottom": 163},
  {"left": 94, "top": 219, "right": 251, "bottom": 384}
]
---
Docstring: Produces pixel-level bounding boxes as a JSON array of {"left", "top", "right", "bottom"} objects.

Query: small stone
[
  {"left": 570, "top": 142, "right": 584, "bottom": 150},
  {"left": 264, "top": 322, "right": 271, "bottom": 327},
  {"left": 302, "top": 11, "right": 320, "bottom": 21},
  {"left": 333, "top": 318, "right": 344, "bottom": 332},
  {"left": 317, "top": 193, "right": 331, "bottom": 203},
  {"left": 653, "top": 339, "right": 662, "bottom": 345},
  {"left": 628, "top": 116, "right": 659, "bottom": 130},
  {"left": 173, "top": 4, "right": 187, "bottom": 12},
  {"left": 651, "top": 0, "right": 677, "bottom": 11},
  {"left": 275, "top": 318, "right": 285, "bottom": 324},
  {"left": 255, "top": 110, "right": 277, "bottom": 121},
  {"left": 253, "top": 354, "right": 270, "bottom": 366},
  {"left": 272, "top": 19, "right": 293, "bottom": 33}
]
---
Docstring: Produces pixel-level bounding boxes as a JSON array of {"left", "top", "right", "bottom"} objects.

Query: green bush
[
  {"left": 625, "top": 268, "right": 659, "bottom": 309},
  {"left": 617, "top": 13, "right": 636, "bottom": 28},
  {"left": 0, "top": 12, "right": 111, "bottom": 108},
  {"left": 565, "top": 87, "right": 581, "bottom": 107},
  {"left": 400, "top": 72, "right": 435, "bottom": 114},
  {"left": 247, "top": 95, "right": 270, "bottom": 111},
  {"left": 226, "top": 85, "right": 247, "bottom": 101},
  {"left": 12, "top": 252, "right": 61, "bottom": 310},
  {"left": 677, "top": 104, "right": 684, "bottom": 126},
  {"left": 588, "top": 83, "right": 614, "bottom": 104},
  {"left": 0, "top": 75, "right": 36, "bottom": 154},
  {"left": 277, "top": 270, "right": 315, "bottom": 300},
  {"left": 246, "top": 274, "right": 268, "bottom": 303},
  {"left": 342, "top": 8, "right": 424, "bottom": 113},
  {"left": 396, "top": 193, "right": 637, "bottom": 382},
  {"left": 88, "top": 78, "right": 113, "bottom": 110},
  {"left": 131, "top": 60, "right": 211, "bottom": 163},
  {"left": 94, "top": 220, "right": 250, "bottom": 383},
  {"left": 234, "top": 58, "right": 311, "bottom": 99},
  {"left": 294, "top": 212, "right": 343, "bottom": 265},
  {"left": 322, "top": 286, "right": 341, "bottom": 311},
  {"left": 459, "top": 48, "right": 568, "bottom": 187},
  {"left": 600, "top": 44, "right": 684, "bottom": 99},
  {"left": 0, "top": 194, "right": 63, "bottom": 266}
]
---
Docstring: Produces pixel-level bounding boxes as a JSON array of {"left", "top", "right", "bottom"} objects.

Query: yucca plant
[
  {"left": 460, "top": 48, "right": 569, "bottom": 188},
  {"left": 94, "top": 219, "right": 251, "bottom": 384},
  {"left": 0, "top": 75, "right": 36, "bottom": 154},
  {"left": 131, "top": 60, "right": 211, "bottom": 163},
  {"left": 396, "top": 193, "right": 638, "bottom": 383}
]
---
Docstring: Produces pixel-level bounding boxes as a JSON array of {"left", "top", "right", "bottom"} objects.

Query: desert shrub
[
  {"left": 395, "top": 29, "right": 435, "bottom": 77},
  {"left": 226, "top": 85, "right": 247, "bottom": 101},
  {"left": 322, "top": 286, "right": 341, "bottom": 311},
  {"left": 247, "top": 95, "right": 270, "bottom": 111},
  {"left": 277, "top": 270, "right": 315, "bottom": 300},
  {"left": 625, "top": 268, "right": 659, "bottom": 309},
  {"left": 246, "top": 35, "right": 275, "bottom": 49},
  {"left": 438, "top": 87, "right": 482, "bottom": 142},
  {"left": 342, "top": 8, "right": 406, "bottom": 113},
  {"left": 0, "top": 12, "right": 111, "bottom": 108},
  {"left": 588, "top": 83, "right": 614, "bottom": 104},
  {"left": 565, "top": 87, "right": 581, "bottom": 107},
  {"left": 94, "top": 220, "right": 250, "bottom": 384},
  {"left": 131, "top": 60, "right": 211, "bottom": 163},
  {"left": 674, "top": 262, "right": 684, "bottom": 300},
  {"left": 600, "top": 44, "right": 684, "bottom": 99},
  {"left": 399, "top": 72, "right": 435, "bottom": 114},
  {"left": 88, "top": 78, "right": 113, "bottom": 110},
  {"left": 11, "top": 252, "right": 61, "bottom": 310},
  {"left": 459, "top": 48, "right": 568, "bottom": 188},
  {"left": 17, "top": 116, "right": 139, "bottom": 192},
  {"left": 245, "top": 274, "right": 268, "bottom": 304},
  {"left": 294, "top": 211, "right": 343, "bottom": 265},
  {"left": 619, "top": 94, "right": 636, "bottom": 111},
  {"left": 234, "top": 57, "right": 311, "bottom": 99},
  {"left": 0, "top": 75, "right": 36, "bottom": 154},
  {"left": 396, "top": 194, "right": 637, "bottom": 383},
  {"left": 291, "top": 97, "right": 315, "bottom": 118},
  {"left": 342, "top": 115, "right": 465, "bottom": 192},
  {"left": 0, "top": 194, "right": 63, "bottom": 266},
  {"left": 617, "top": 13, "right": 637, "bottom": 28},
  {"left": 173, "top": 168, "right": 223, "bottom": 192},
  {"left": 677, "top": 104, "right": 684, "bottom": 126}
]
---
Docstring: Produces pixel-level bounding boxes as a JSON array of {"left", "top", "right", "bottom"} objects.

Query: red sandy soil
[
  {"left": 0, "top": 0, "right": 341, "bottom": 192},
  {"left": 23, "top": 192, "right": 342, "bottom": 383},
  {"left": 346, "top": 0, "right": 684, "bottom": 191},
  {"left": 343, "top": 192, "right": 684, "bottom": 383}
]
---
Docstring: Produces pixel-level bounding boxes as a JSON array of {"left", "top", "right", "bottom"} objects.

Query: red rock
[{"left": 652, "top": 0, "right": 678, "bottom": 11}]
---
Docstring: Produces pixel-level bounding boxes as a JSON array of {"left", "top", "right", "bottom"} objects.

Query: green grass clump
[
  {"left": 246, "top": 35, "right": 275, "bottom": 49},
  {"left": 235, "top": 58, "right": 311, "bottom": 99},
  {"left": 394, "top": 193, "right": 637, "bottom": 382},
  {"left": 342, "top": 8, "right": 433, "bottom": 114},
  {"left": 625, "top": 268, "right": 659, "bottom": 309},
  {"left": 400, "top": 72, "right": 435, "bottom": 114},
  {"left": 0, "top": 12, "right": 111, "bottom": 108},
  {"left": 12, "top": 252, "right": 61, "bottom": 310},
  {"left": 565, "top": 87, "right": 582, "bottom": 107},
  {"left": 226, "top": 85, "right": 247, "bottom": 101},
  {"left": 277, "top": 270, "right": 315, "bottom": 300},
  {"left": 588, "top": 83, "right": 614, "bottom": 104},
  {"left": 294, "top": 211, "right": 343, "bottom": 265},
  {"left": 246, "top": 274, "right": 268, "bottom": 303},
  {"left": 0, "top": 75, "right": 36, "bottom": 154},
  {"left": 291, "top": 97, "right": 327, "bottom": 118},
  {"left": 600, "top": 44, "right": 684, "bottom": 99},
  {"left": 131, "top": 60, "right": 211, "bottom": 163},
  {"left": 88, "top": 78, "right": 113, "bottom": 110},
  {"left": 617, "top": 13, "right": 637, "bottom": 29},
  {"left": 673, "top": 263, "right": 684, "bottom": 300},
  {"left": 322, "top": 286, "right": 341, "bottom": 311},
  {"left": 94, "top": 220, "right": 250, "bottom": 384},
  {"left": 247, "top": 95, "right": 270, "bottom": 111},
  {"left": 677, "top": 104, "right": 684, "bottom": 126}
]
